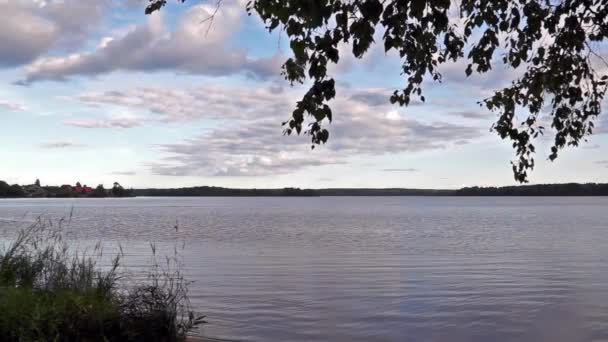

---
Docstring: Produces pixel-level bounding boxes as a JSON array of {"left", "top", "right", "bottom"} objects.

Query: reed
[{"left": 0, "top": 218, "right": 205, "bottom": 342}]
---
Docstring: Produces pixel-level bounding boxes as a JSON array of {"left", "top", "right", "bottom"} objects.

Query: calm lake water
[{"left": 1, "top": 197, "right": 607, "bottom": 341}]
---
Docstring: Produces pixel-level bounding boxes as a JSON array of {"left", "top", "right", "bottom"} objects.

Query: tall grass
[{"left": 0, "top": 218, "right": 206, "bottom": 342}]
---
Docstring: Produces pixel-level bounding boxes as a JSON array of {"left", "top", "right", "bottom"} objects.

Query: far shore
[
  {"left": 2, "top": 182, "right": 608, "bottom": 198},
  {"left": 124, "top": 182, "right": 608, "bottom": 196}
]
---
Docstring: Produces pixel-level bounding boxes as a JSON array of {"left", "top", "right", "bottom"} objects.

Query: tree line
[
  {"left": 4, "top": 181, "right": 607, "bottom": 198},
  {"left": 134, "top": 183, "right": 608, "bottom": 197},
  {"left": 0, "top": 180, "right": 134, "bottom": 198},
  {"left": 134, "top": 186, "right": 318, "bottom": 197},
  {"left": 455, "top": 183, "right": 608, "bottom": 196}
]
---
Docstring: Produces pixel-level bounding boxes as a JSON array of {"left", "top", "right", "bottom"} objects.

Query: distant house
[{"left": 73, "top": 183, "right": 92, "bottom": 196}]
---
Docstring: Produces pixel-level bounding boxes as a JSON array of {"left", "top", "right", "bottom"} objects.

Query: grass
[{"left": 0, "top": 218, "right": 206, "bottom": 342}]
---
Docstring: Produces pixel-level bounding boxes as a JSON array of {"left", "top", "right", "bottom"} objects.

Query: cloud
[
  {"left": 382, "top": 168, "right": 419, "bottom": 172},
  {"left": 0, "top": 2, "right": 56, "bottom": 67},
  {"left": 148, "top": 117, "right": 346, "bottom": 176},
  {"left": 110, "top": 171, "right": 136, "bottom": 176},
  {"left": 64, "top": 114, "right": 144, "bottom": 129},
  {"left": 78, "top": 83, "right": 480, "bottom": 145},
  {"left": 449, "top": 110, "right": 490, "bottom": 120},
  {"left": 0, "top": 101, "right": 27, "bottom": 112},
  {"left": 349, "top": 89, "right": 393, "bottom": 107},
  {"left": 0, "top": 1, "right": 108, "bottom": 68},
  {"left": 326, "top": 107, "right": 480, "bottom": 155},
  {"left": 437, "top": 57, "right": 524, "bottom": 98},
  {"left": 19, "top": 1, "right": 282, "bottom": 84},
  {"left": 148, "top": 112, "right": 478, "bottom": 177},
  {"left": 35, "top": 0, "right": 108, "bottom": 48},
  {"left": 71, "top": 79, "right": 482, "bottom": 177},
  {"left": 76, "top": 84, "right": 292, "bottom": 123},
  {"left": 582, "top": 144, "right": 600, "bottom": 150},
  {"left": 595, "top": 113, "right": 608, "bottom": 134},
  {"left": 349, "top": 88, "right": 423, "bottom": 107},
  {"left": 40, "top": 140, "right": 84, "bottom": 149},
  {"left": 139, "top": 85, "right": 481, "bottom": 177}
]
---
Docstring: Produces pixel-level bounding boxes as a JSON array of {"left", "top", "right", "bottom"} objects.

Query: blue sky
[{"left": 1, "top": 0, "right": 607, "bottom": 189}]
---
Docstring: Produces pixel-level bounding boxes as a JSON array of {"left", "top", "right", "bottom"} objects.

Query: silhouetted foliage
[
  {"left": 92, "top": 184, "right": 107, "bottom": 197},
  {"left": 0, "top": 182, "right": 24, "bottom": 198},
  {"left": 0, "top": 181, "right": 9, "bottom": 197},
  {"left": 8, "top": 185, "right": 23, "bottom": 197},
  {"left": 147, "top": 0, "right": 608, "bottom": 182},
  {"left": 42, "top": 186, "right": 72, "bottom": 198},
  {"left": 110, "top": 182, "right": 133, "bottom": 197}
]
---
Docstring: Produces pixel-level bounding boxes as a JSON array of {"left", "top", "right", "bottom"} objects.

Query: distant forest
[
  {"left": 2, "top": 182, "right": 607, "bottom": 198},
  {"left": 454, "top": 183, "right": 608, "bottom": 196},
  {"left": 134, "top": 183, "right": 608, "bottom": 197},
  {"left": 134, "top": 187, "right": 318, "bottom": 197}
]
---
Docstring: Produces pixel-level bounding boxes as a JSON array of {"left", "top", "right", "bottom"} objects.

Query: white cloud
[
  {"left": 127, "top": 84, "right": 483, "bottom": 177},
  {"left": 596, "top": 113, "right": 608, "bottom": 134},
  {"left": 76, "top": 84, "right": 293, "bottom": 123},
  {"left": 19, "top": 1, "right": 282, "bottom": 84},
  {"left": 70, "top": 81, "right": 483, "bottom": 177},
  {"left": 385, "top": 110, "right": 401, "bottom": 121},
  {"left": 448, "top": 110, "right": 491, "bottom": 120},
  {"left": 40, "top": 140, "right": 85, "bottom": 149},
  {"left": 0, "top": 101, "right": 27, "bottom": 112},
  {"left": 0, "top": 0, "right": 108, "bottom": 67},
  {"left": 382, "top": 168, "right": 419, "bottom": 172},
  {"left": 64, "top": 113, "right": 144, "bottom": 129},
  {"left": 582, "top": 144, "right": 601, "bottom": 150},
  {"left": 0, "top": 1, "right": 56, "bottom": 67},
  {"left": 110, "top": 171, "right": 137, "bottom": 176}
]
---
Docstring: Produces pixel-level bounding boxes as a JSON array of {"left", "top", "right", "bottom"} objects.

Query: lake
[{"left": 1, "top": 197, "right": 607, "bottom": 341}]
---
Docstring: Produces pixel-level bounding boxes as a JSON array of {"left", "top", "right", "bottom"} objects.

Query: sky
[{"left": 1, "top": 0, "right": 607, "bottom": 189}]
